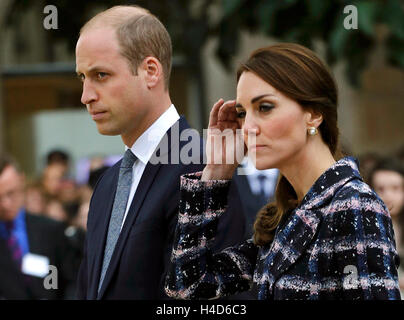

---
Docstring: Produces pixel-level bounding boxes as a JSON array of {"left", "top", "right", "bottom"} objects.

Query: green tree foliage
[
  {"left": 216, "top": 0, "right": 404, "bottom": 86},
  {"left": 5, "top": 0, "right": 404, "bottom": 86}
]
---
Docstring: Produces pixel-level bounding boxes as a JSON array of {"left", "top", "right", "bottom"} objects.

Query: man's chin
[{"left": 96, "top": 126, "right": 120, "bottom": 136}]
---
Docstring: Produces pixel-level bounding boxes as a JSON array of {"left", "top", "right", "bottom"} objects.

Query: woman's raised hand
[{"left": 201, "top": 99, "right": 245, "bottom": 181}]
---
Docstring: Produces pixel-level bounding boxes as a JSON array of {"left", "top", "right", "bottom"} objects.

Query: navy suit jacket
[
  {"left": 232, "top": 173, "right": 278, "bottom": 240},
  {"left": 76, "top": 117, "right": 246, "bottom": 299}
]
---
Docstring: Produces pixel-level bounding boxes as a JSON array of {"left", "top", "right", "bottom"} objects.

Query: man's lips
[{"left": 90, "top": 111, "right": 107, "bottom": 120}]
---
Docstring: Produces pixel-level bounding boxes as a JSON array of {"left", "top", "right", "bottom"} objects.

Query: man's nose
[{"left": 81, "top": 80, "right": 98, "bottom": 105}]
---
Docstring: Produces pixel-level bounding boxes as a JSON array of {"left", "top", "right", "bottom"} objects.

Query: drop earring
[{"left": 308, "top": 127, "right": 317, "bottom": 136}]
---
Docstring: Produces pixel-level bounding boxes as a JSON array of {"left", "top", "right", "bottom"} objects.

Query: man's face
[
  {"left": 76, "top": 26, "right": 151, "bottom": 147},
  {"left": 42, "top": 163, "right": 64, "bottom": 196},
  {"left": 0, "top": 166, "right": 25, "bottom": 222}
]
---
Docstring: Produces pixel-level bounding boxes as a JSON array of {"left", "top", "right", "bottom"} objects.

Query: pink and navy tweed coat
[{"left": 165, "top": 157, "right": 401, "bottom": 300}]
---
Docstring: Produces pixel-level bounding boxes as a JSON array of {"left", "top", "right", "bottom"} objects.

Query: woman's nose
[{"left": 243, "top": 113, "right": 259, "bottom": 138}]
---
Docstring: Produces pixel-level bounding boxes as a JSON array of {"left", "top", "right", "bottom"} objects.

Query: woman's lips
[{"left": 249, "top": 144, "right": 267, "bottom": 151}]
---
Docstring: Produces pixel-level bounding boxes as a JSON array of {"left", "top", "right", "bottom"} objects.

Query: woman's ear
[
  {"left": 140, "top": 56, "right": 161, "bottom": 89},
  {"left": 305, "top": 109, "right": 323, "bottom": 130}
]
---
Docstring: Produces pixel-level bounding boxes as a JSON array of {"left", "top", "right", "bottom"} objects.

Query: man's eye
[
  {"left": 259, "top": 103, "right": 274, "bottom": 112},
  {"left": 77, "top": 74, "right": 85, "bottom": 82},
  {"left": 97, "top": 72, "right": 108, "bottom": 80}
]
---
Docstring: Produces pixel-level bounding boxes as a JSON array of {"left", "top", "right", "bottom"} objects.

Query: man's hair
[
  {"left": 80, "top": 5, "right": 172, "bottom": 89},
  {"left": 0, "top": 154, "right": 21, "bottom": 176}
]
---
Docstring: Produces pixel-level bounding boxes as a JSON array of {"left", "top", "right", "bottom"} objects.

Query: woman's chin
[{"left": 253, "top": 160, "right": 272, "bottom": 171}]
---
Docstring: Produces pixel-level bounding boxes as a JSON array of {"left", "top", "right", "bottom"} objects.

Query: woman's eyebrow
[
  {"left": 251, "top": 94, "right": 275, "bottom": 104},
  {"left": 235, "top": 93, "right": 276, "bottom": 108}
]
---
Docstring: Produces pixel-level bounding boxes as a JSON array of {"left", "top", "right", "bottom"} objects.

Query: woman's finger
[
  {"left": 217, "top": 100, "right": 236, "bottom": 122},
  {"left": 208, "top": 99, "right": 224, "bottom": 127}
]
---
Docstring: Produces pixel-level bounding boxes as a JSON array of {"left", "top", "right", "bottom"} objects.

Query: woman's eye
[
  {"left": 259, "top": 103, "right": 274, "bottom": 112},
  {"left": 236, "top": 111, "right": 246, "bottom": 118}
]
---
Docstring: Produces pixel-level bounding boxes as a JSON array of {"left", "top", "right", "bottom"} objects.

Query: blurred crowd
[
  {"left": 25, "top": 150, "right": 110, "bottom": 232},
  {"left": 21, "top": 150, "right": 112, "bottom": 298}
]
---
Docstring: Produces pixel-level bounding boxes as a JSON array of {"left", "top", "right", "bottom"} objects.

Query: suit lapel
[
  {"left": 97, "top": 161, "right": 162, "bottom": 299},
  {"left": 97, "top": 117, "right": 189, "bottom": 299},
  {"left": 88, "top": 164, "right": 120, "bottom": 299}
]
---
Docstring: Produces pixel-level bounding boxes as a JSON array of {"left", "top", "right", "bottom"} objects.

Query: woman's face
[
  {"left": 372, "top": 170, "right": 404, "bottom": 217},
  {"left": 235, "top": 71, "right": 312, "bottom": 170}
]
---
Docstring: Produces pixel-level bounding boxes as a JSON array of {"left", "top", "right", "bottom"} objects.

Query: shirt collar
[{"left": 126, "top": 104, "right": 180, "bottom": 165}]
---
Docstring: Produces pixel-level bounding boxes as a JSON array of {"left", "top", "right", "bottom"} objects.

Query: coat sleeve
[
  {"left": 164, "top": 172, "right": 259, "bottom": 300},
  {"left": 330, "top": 183, "right": 401, "bottom": 300}
]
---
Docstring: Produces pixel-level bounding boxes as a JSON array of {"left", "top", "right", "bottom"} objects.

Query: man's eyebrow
[
  {"left": 251, "top": 94, "right": 275, "bottom": 104},
  {"left": 76, "top": 66, "right": 108, "bottom": 75}
]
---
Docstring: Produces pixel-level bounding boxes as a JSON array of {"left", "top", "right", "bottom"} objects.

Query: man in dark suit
[
  {"left": 75, "top": 5, "right": 245, "bottom": 300},
  {"left": 0, "top": 155, "right": 74, "bottom": 299},
  {"left": 233, "top": 159, "right": 279, "bottom": 239}
]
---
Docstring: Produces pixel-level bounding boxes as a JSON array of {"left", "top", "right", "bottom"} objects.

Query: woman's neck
[{"left": 279, "top": 139, "right": 336, "bottom": 203}]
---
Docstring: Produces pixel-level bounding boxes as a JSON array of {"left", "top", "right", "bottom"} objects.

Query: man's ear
[
  {"left": 140, "top": 56, "right": 161, "bottom": 89},
  {"left": 305, "top": 109, "right": 323, "bottom": 130}
]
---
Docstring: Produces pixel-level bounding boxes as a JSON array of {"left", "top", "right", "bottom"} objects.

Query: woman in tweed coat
[{"left": 165, "top": 43, "right": 400, "bottom": 300}]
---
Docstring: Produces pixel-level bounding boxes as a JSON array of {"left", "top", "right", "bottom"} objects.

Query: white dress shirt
[{"left": 120, "top": 104, "right": 180, "bottom": 229}]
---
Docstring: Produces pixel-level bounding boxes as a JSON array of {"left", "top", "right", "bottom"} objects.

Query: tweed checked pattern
[
  {"left": 98, "top": 149, "right": 137, "bottom": 293},
  {"left": 165, "top": 157, "right": 401, "bottom": 300}
]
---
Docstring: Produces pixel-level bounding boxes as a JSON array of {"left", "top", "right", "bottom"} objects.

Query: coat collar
[{"left": 254, "top": 157, "right": 363, "bottom": 299}]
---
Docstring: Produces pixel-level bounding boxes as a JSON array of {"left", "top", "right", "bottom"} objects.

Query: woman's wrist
[{"left": 201, "top": 165, "right": 236, "bottom": 181}]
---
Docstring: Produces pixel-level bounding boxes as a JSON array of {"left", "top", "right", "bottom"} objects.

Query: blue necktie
[
  {"left": 98, "top": 149, "right": 137, "bottom": 293},
  {"left": 5, "top": 221, "right": 23, "bottom": 270}
]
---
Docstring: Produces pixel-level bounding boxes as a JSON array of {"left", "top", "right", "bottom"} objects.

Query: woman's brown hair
[{"left": 236, "top": 43, "right": 342, "bottom": 246}]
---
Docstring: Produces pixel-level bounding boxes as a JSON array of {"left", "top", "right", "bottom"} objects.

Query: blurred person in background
[
  {"left": 44, "top": 196, "right": 70, "bottom": 223},
  {"left": 369, "top": 158, "right": 404, "bottom": 296},
  {"left": 358, "top": 152, "right": 381, "bottom": 184},
  {"left": 41, "top": 150, "right": 72, "bottom": 199},
  {"left": 24, "top": 181, "right": 47, "bottom": 216},
  {"left": 46, "top": 150, "right": 70, "bottom": 178},
  {"left": 0, "top": 154, "right": 76, "bottom": 299},
  {"left": 88, "top": 164, "right": 110, "bottom": 190},
  {"left": 233, "top": 158, "right": 279, "bottom": 240},
  {"left": 72, "top": 200, "right": 89, "bottom": 232},
  {"left": 41, "top": 162, "right": 65, "bottom": 198}
]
